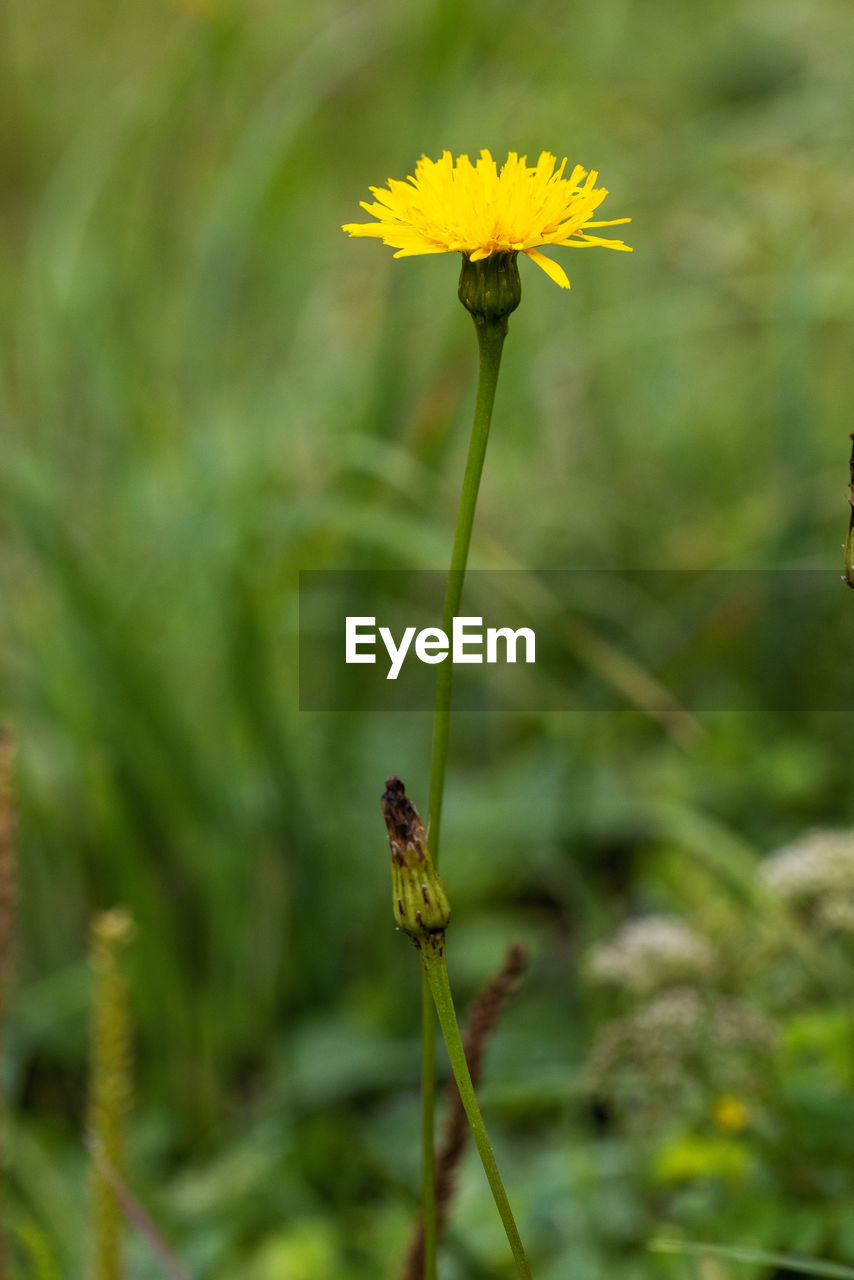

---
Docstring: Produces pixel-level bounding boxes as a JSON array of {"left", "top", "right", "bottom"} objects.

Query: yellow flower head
[
  {"left": 342, "top": 149, "right": 632, "bottom": 290},
  {"left": 712, "top": 1095, "right": 749, "bottom": 1134}
]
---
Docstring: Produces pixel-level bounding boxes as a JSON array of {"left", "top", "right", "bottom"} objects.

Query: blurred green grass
[{"left": 3, "top": 0, "right": 854, "bottom": 1273}]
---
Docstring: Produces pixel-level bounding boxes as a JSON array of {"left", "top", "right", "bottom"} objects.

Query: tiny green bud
[
  {"left": 458, "top": 252, "right": 522, "bottom": 327},
  {"left": 382, "top": 777, "right": 450, "bottom": 939}
]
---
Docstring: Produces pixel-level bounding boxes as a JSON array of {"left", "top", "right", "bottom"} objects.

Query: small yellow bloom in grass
[
  {"left": 342, "top": 149, "right": 632, "bottom": 290},
  {"left": 712, "top": 1095, "right": 749, "bottom": 1134}
]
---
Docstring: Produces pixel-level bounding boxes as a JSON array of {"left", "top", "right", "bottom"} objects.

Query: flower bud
[
  {"left": 382, "top": 777, "right": 450, "bottom": 939},
  {"left": 458, "top": 252, "right": 522, "bottom": 325}
]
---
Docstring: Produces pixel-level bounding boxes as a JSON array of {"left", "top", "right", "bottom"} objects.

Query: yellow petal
[
  {"left": 393, "top": 246, "right": 448, "bottom": 257},
  {"left": 341, "top": 223, "right": 389, "bottom": 238},
  {"left": 343, "top": 151, "right": 631, "bottom": 288},
  {"left": 572, "top": 235, "right": 634, "bottom": 250},
  {"left": 525, "top": 249, "right": 570, "bottom": 289}
]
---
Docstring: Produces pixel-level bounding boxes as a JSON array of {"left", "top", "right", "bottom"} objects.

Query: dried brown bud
[{"left": 382, "top": 777, "right": 450, "bottom": 939}]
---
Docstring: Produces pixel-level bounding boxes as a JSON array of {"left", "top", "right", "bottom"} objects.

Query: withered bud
[{"left": 382, "top": 777, "right": 450, "bottom": 939}]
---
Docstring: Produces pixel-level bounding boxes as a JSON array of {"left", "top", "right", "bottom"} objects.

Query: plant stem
[
  {"left": 421, "top": 316, "right": 507, "bottom": 1279},
  {"left": 420, "top": 935, "right": 533, "bottom": 1280},
  {"left": 420, "top": 966, "right": 438, "bottom": 1280},
  {"left": 428, "top": 316, "right": 507, "bottom": 864}
]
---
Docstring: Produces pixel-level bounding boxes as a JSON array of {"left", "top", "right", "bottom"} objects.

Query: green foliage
[{"left": 582, "top": 839, "right": 854, "bottom": 1270}]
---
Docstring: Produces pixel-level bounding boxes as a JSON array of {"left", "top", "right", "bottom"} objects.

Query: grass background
[{"left": 3, "top": 0, "right": 854, "bottom": 1275}]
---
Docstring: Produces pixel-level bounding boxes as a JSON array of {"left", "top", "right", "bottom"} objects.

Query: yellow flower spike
[
  {"left": 343, "top": 149, "right": 632, "bottom": 290},
  {"left": 88, "top": 908, "right": 135, "bottom": 1280}
]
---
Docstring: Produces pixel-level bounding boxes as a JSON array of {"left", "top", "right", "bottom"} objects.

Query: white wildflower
[
  {"left": 761, "top": 829, "right": 854, "bottom": 933},
  {"left": 585, "top": 915, "right": 715, "bottom": 996},
  {"left": 586, "top": 988, "right": 774, "bottom": 1124}
]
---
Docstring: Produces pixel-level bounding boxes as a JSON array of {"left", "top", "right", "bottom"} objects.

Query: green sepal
[{"left": 458, "top": 252, "right": 522, "bottom": 327}]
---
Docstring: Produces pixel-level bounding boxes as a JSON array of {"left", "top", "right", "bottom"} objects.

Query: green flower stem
[
  {"left": 420, "top": 934, "right": 533, "bottom": 1280},
  {"left": 428, "top": 316, "right": 507, "bottom": 863},
  {"left": 421, "top": 316, "right": 507, "bottom": 1279},
  {"left": 419, "top": 966, "right": 438, "bottom": 1280}
]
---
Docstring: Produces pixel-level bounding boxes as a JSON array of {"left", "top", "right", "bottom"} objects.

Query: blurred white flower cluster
[
  {"left": 761, "top": 829, "right": 854, "bottom": 933},
  {"left": 585, "top": 915, "right": 715, "bottom": 996},
  {"left": 584, "top": 827, "right": 854, "bottom": 1136},
  {"left": 586, "top": 986, "right": 774, "bottom": 1122}
]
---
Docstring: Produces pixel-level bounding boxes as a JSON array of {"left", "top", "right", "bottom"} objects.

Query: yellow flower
[
  {"left": 342, "top": 149, "right": 632, "bottom": 290},
  {"left": 712, "top": 1095, "right": 749, "bottom": 1134}
]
